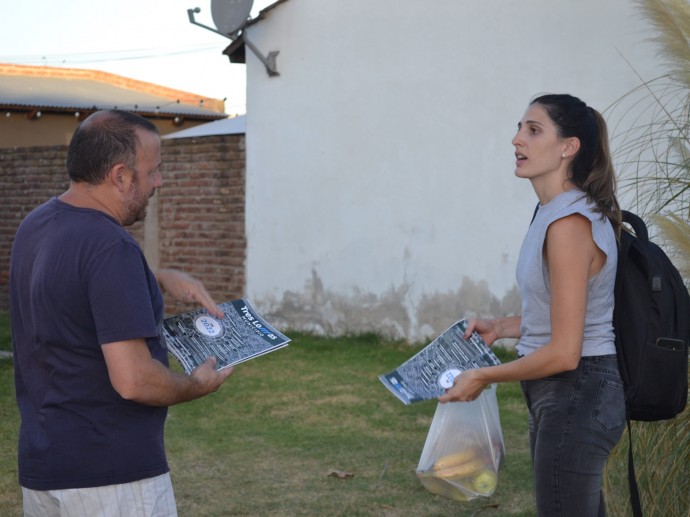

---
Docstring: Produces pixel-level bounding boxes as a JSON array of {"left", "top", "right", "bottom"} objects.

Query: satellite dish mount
[{"left": 188, "top": 0, "right": 279, "bottom": 77}]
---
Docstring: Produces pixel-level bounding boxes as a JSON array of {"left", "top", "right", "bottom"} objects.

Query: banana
[
  {"left": 433, "top": 458, "right": 485, "bottom": 479},
  {"left": 432, "top": 449, "right": 477, "bottom": 471}
]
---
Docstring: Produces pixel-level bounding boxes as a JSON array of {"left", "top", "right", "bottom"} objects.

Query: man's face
[{"left": 122, "top": 129, "right": 162, "bottom": 226}]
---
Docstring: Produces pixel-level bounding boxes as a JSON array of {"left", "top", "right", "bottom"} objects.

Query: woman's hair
[
  {"left": 66, "top": 110, "right": 158, "bottom": 185},
  {"left": 531, "top": 94, "right": 621, "bottom": 235}
]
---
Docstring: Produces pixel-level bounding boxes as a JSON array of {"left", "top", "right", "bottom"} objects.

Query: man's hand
[
  {"left": 103, "top": 339, "right": 234, "bottom": 406},
  {"left": 190, "top": 357, "right": 234, "bottom": 394},
  {"left": 155, "top": 268, "right": 224, "bottom": 318}
]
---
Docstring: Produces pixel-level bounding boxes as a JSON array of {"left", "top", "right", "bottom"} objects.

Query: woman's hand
[
  {"left": 463, "top": 319, "right": 500, "bottom": 347},
  {"left": 438, "top": 368, "right": 488, "bottom": 403},
  {"left": 464, "top": 316, "right": 522, "bottom": 346}
]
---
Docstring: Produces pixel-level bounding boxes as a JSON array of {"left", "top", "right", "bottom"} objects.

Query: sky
[{"left": 1, "top": 0, "right": 275, "bottom": 115}]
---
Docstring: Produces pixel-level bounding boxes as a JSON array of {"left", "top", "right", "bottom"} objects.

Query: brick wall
[
  {"left": 0, "top": 134, "right": 246, "bottom": 315},
  {"left": 0, "top": 146, "right": 70, "bottom": 311},
  {"left": 157, "top": 136, "right": 246, "bottom": 314}
]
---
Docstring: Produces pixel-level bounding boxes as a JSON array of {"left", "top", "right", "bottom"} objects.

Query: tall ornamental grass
[{"left": 604, "top": 1, "right": 690, "bottom": 516}]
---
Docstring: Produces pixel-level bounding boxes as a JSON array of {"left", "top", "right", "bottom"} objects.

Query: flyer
[
  {"left": 379, "top": 319, "right": 501, "bottom": 404},
  {"left": 163, "top": 298, "right": 290, "bottom": 374}
]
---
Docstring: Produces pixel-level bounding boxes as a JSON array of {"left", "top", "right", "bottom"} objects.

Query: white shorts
[{"left": 22, "top": 472, "right": 177, "bottom": 517}]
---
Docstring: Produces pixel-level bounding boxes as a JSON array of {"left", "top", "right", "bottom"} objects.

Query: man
[{"left": 9, "top": 110, "right": 233, "bottom": 516}]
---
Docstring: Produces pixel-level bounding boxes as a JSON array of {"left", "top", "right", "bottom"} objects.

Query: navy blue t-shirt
[{"left": 10, "top": 197, "right": 169, "bottom": 490}]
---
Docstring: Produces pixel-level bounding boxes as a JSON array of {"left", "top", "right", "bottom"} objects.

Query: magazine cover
[
  {"left": 163, "top": 298, "right": 290, "bottom": 374},
  {"left": 379, "top": 319, "right": 501, "bottom": 404}
]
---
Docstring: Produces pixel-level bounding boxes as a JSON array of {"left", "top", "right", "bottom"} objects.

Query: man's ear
[
  {"left": 108, "top": 164, "right": 129, "bottom": 191},
  {"left": 562, "top": 137, "right": 580, "bottom": 159}
]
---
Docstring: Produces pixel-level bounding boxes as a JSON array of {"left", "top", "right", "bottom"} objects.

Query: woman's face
[{"left": 511, "top": 103, "right": 568, "bottom": 181}]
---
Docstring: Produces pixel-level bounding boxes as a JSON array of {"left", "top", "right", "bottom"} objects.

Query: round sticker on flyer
[
  {"left": 194, "top": 314, "right": 224, "bottom": 339},
  {"left": 438, "top": 368, "right": 462, "bottom": 389}
]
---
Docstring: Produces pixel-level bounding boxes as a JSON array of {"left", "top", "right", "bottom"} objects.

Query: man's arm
[{"left": 102, "top": 339, "right": 233, "bottom": 406}]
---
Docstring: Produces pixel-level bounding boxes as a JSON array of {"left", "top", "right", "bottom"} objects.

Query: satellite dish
[
  {"left": 211, "top": 0, "right": 254, "bottom": 35},
  {"left": 187, "top": 0, "right": 278, "bottom": 76}
]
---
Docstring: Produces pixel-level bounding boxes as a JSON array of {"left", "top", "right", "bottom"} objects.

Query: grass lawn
[
  {"left": 1, "top": 312, "right": 686, "bottom": 516},
  {"left": 0, "top": 318, "right": 538, "bottom": 516}
]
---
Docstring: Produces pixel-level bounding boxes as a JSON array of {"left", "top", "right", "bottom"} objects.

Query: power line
[{"left": 0, "top": 44, "right": 227, "bottom": 65}]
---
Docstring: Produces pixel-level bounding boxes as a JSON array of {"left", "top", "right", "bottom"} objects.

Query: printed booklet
[
  {"left": 379, "top": 319, "right": 501, "bottom": 404},
  {"left": 162, "top": 298, "right": 290, "bottom": 374}
]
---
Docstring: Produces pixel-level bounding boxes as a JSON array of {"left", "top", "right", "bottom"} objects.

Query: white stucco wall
[{"left": 242, "top": 0, "right": 666, "bottom": 340}]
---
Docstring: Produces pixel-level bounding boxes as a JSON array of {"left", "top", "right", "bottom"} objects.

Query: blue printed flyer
[
  {"left": 163, "top": 298, "right": 290, "bottom": 374},
  {"left": 379, "top": 319, "right": 501, "bottom": 405}
]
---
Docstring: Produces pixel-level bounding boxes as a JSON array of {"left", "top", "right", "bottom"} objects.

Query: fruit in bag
[
  {"left": 472, "top": 469, "right": 498, "bottom": 495},
  {"left": 432, "top": 449, "right": 477, "bottom": 471},
  {"left": 416, "top": 471, "right": 470, "bottom": 501},
  {"left": 433, "top": 458, "right": 485, "bottom": 479},
  {"left": 424, "top": 448, "right": 499, "bottom": 498}
]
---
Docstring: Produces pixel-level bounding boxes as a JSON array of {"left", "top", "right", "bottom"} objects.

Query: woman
[{"left": 439, "top": 94, "right": 625, "bottom": 516}]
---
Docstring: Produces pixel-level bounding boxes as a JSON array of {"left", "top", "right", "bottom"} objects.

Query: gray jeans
[{"left": 521, "top": 355, "right": 626, "bottom": 517}]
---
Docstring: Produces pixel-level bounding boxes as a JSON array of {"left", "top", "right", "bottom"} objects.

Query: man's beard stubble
[{"left": 122, "top": 173, "right": 152, "bottom": 227}]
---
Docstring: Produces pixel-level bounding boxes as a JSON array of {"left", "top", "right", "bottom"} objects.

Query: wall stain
[{"left": 257, "top": 269, "right": 521, "bottom": 343}]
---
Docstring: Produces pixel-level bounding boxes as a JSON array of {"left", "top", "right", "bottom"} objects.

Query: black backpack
[
  {"left": 613, "top": 210, "right": 690, "bottom": 517},
  {"left": 614, "top": 210, "right": 689, "bottom": 420}
]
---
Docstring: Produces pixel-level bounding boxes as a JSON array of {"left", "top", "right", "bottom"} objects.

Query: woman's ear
[{"left": 562, "top": 137, "right": 581, "bottom": 159}]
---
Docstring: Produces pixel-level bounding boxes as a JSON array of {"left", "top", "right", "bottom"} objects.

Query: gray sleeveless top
[{"left": 515, "top": 189, "right": 617, "bottom": 357}]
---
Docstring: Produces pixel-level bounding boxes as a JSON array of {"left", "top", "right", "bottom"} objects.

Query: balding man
[{"left": 10, "top": 110, "right": 233, "bottom": 516}]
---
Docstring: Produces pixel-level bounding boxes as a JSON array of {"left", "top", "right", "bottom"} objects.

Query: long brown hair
[{"left": 531, "top": 94, "right": 622, "bottom": 236}]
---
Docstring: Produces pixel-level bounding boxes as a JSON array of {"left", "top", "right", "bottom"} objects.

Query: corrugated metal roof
[
  {"left": 163, "top": 115, "right": 245, "bottom": 139},
  {"left": 0, "top": 75, "right": 225, "bottom": 120}
]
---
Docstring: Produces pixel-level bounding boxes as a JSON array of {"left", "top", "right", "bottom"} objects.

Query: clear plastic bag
[{"left": 416, "top": 385, "right": 505, "bottom": 501}]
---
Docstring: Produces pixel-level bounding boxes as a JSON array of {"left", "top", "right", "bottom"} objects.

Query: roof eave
[
  {"left": 221, "top": 0, "right": 290, "bottom": 64},
  {"left": 0, "top": 104, "right": 227, "bottom": 121}
]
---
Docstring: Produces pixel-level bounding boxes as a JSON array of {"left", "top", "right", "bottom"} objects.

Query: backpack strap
[
  {"left": 627, "top": 418, "right": 644, "bottom": 517},
  {"left": 621, "top": 210, "right": 648, "bottom": 241},
  {"left": 530, "top": 203, "right": 539, "bottom": 225},
  {"left": 621, "top": 210, "right": 645, "bottom": 517}
]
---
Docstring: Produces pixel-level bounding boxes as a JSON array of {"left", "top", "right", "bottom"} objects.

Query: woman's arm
[{"left": 440, "top": 213, "right": 601, "bottom": 402}]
